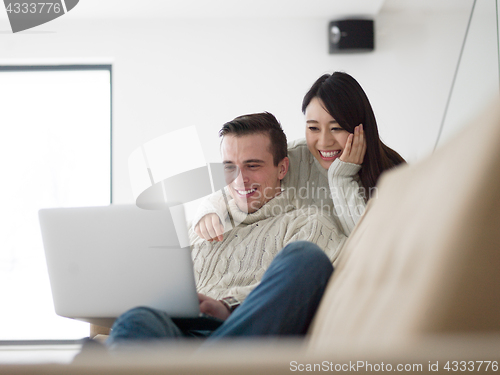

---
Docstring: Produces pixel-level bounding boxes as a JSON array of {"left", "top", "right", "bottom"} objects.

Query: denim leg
[
  {"left": 106, "top": 306, "right": 184, "bottom": 347},
  {"left": 207, "top": 241, "right": 334, "bottom": 340}
]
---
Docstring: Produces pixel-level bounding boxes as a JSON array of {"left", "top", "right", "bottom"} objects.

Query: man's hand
[
  {"left": 340, "top": 124, "right": 367, "bottom": 165},
  {"left": 194, "top": 213, "right": 224, "bottom": 242},
  {"left": 198, "top": 293, "right": 230, "bottom": 321}
]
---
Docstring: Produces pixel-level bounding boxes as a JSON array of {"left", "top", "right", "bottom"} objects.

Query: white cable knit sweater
[{"left": 190, "top": 191, "right": 347, "bottom": 302}]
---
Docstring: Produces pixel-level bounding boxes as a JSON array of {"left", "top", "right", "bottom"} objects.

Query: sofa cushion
[{"left": 308, "top": 101, "right": 500, "bottom": 349}]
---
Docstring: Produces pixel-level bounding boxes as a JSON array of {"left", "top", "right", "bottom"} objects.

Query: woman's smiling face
[{"left": 305, "top": 97, "right": 350, "bottom": 170}]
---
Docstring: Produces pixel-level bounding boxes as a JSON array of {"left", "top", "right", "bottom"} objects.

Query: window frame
[{"left": 0, "top": 64, "right": 112, "bottom": 345}]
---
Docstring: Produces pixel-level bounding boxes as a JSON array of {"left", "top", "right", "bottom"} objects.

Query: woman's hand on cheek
[{"left": 340, "top": 124, "right": 367, "bottom": 165}]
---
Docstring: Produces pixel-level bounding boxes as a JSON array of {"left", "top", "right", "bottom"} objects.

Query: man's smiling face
[{"left": 221, "top": 133, "right": 287, "bottom": 213}]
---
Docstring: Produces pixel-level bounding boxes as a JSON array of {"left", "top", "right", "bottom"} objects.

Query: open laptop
[{"left": 38, "top": 204, "right": 223, "bottom": 329}]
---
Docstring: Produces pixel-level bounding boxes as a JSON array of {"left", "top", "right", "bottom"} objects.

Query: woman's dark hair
[
  {"left": 302, "top": 72, "right": 405, "bottom": 192},
  {"left": 219, "top": 112, "right": 288, "bottom": 166}
]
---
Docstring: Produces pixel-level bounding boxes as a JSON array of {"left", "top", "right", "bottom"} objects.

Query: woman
[
  {"left": 302, "top": 72, "right": 405, "bottom": 192},
  {"left": 194, "top": 71, "right": 404, "bottom": 241}
]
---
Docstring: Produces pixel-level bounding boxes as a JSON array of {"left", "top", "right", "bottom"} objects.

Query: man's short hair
[{"left": 219, "top": 112, "right": 288, "bottom": 166}]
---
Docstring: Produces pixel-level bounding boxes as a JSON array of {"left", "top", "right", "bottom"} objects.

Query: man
[{"left": 107, "top": 112, "right": 345, "bottom": 344}]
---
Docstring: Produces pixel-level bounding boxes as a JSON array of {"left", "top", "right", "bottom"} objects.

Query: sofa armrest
[{"left": 2, "top": 335, "right": 500, "bottom": 374}]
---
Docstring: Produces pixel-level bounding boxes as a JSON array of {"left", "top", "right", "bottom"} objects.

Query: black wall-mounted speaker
[{"left": 329, "top": 19, "right": 374, "bottom": 53}]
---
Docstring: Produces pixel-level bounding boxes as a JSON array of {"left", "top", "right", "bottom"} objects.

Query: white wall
[
  {"left": 1, "top": 2, "right": 489, "bottom": 205},
  {"left": 437, "top": 0, "right": 500, "bottom": 146}
]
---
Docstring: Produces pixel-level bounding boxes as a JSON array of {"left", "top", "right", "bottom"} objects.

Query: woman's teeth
[{"left": 319, "top": 150, "right": 340, "bottom": 158}]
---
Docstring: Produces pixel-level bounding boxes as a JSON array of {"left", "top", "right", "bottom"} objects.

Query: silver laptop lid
[{"left": 38, "top": 204, "right": 199, "bottom": 327}]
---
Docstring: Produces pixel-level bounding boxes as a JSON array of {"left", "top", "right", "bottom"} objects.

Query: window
[{"left": 0, "top": 65, "right": 111, "bottom": 340}]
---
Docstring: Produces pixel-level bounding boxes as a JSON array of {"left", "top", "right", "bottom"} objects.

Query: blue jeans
[{"left": 106, "top": 241, "right": 333, "bottom": 346}]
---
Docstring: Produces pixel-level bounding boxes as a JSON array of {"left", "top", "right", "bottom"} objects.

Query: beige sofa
[{"left": 3, "top": 102, "right": 500, "bottom": 374}]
